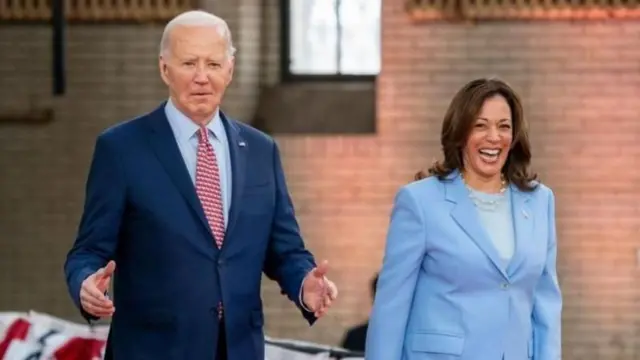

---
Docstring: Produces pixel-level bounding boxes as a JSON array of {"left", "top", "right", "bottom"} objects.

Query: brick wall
[
  {"left": 378, "top": 12, "right": 640, "bottom": 359},
  {"left": 265, "top": 3, "right": 640, "bottom": 357},
  {"left": 0, "top": 24, "right": 168, "bottom": 317},
  {"left": 1, "top": 1, "right": 640, "bottom": 358}
]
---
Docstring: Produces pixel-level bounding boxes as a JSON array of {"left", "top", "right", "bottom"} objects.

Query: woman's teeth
[{"left": 479, "top": 149, "right": 500, "bottom": 162}]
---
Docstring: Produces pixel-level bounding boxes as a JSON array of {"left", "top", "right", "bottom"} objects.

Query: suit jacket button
[
  {"left": 501, "top": 283, "right": 509, "bottom": 289},
  {"left": 218, "top": 259, "right": 224, "bottom": 266}
]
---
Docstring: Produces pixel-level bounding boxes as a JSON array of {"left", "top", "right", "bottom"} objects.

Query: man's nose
[{"left": 194, "top": 68, "right": 208, "bottom": 83}]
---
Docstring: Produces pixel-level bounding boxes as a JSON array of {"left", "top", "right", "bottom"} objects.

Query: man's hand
[
  {"left": 302, "top": 260, "right": 338, "bottom": 318},
  {"left": 80, "top": 260, "right": 116, "bottom": 318}
]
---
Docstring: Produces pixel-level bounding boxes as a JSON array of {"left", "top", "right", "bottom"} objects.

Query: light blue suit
[{"left": 365, "top": 171, "right": 562, "bottom": 360}]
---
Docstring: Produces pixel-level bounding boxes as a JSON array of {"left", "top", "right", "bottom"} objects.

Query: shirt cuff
[{"left": 299, "top": 276, "right": 312, "bottom": 312}]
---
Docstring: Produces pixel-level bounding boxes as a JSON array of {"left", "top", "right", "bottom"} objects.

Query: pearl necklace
[{"left": 462, "top": 175, "right": 507, "bottom": 211}]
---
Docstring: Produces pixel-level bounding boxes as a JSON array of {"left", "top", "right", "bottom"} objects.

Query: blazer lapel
[
  {"left": 445, "top": 171, "right": 509, "bottom": 280},
  {"left": 220, "top": 112, "right": 246, "bottom": 245},
  {"left": 145, "top": 103, "right": 215, "bottom": 258},
  {"left": 506, "top": 185, "right": 533, "bottom": 276}
]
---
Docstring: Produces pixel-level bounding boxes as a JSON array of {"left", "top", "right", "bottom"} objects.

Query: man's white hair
[{"left": 160, "top": 10, "right": 237, "bottom": 59}]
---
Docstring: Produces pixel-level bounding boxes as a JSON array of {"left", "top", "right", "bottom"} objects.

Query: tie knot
[{"left": 198, "top": 127, "right": 209, "bottom": 143}]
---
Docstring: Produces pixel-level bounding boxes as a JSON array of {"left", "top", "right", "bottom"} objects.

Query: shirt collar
[{"left": 164, "top": 98, "right": 225, "bottom": 142}]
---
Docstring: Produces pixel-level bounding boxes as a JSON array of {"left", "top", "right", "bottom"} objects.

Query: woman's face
[{"left": 462, "top": 94, "right": 513, "bottom": 183}]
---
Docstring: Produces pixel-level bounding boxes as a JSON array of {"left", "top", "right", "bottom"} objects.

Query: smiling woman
[
  {"left": 365, "top": 77, "right": 562, "bottom": 360},
  {"left": 417, "top": 77, "right": 537, "bottom": 193}
]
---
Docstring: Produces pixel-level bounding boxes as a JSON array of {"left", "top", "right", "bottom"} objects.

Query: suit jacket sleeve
[
  {"left": 63, "top": 134, "right": 125, "bottom": 322},
  {"left": 532, "top": 188, "right": 562, "bottom": 360},
  {"left": 365, "top": 186, "right": 427, "bottom": 360},
  {"left": 262, "top": 141, "right": 317, "bottom": 324}
]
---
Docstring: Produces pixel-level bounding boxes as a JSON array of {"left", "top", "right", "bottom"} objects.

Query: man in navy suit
[{"left": 63, "top": 10, "right": 338, "bottom": 360}]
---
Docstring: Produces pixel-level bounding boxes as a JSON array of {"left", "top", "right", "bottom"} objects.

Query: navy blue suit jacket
[{"left": 64, "top": 103, "right": 317, "bottom": 360}]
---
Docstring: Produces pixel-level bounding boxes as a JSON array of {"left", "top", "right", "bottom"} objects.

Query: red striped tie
[
  {"left": 195, "top": 127, "right": 225, "bottom": 318},
  {"left": 195, "top": 127, "right": 225, "bottom": 247}
]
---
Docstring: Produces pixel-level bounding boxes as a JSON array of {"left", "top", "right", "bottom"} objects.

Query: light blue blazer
[{"left": 365, "top": 171, "right": 562, "bottom": 360}]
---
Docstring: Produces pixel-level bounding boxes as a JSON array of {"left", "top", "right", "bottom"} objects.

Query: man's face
[{"left": 159, "top": 25, "right": 234, "bottom": 124}]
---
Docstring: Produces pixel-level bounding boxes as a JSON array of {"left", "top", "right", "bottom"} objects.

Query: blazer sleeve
[
  {"left": 63, "top": 134, "right": 126, "bottom": 322},
  {"left": 262, "top": 141, "right": 316, "bottom": 324},
  {"left": 365, "top": 186, "right": 427, "bottom": 360},
  {"left": 532, "top": 188, "right": 562, "bottom": 360}
]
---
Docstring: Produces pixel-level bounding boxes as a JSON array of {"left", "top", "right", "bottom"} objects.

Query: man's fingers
[
  {"left": 308, "top": 282, "right": 336, "bottom": 318},
  {"left": 322, "top": 283, "right": 334, "bottom": 308},
  {"left": 314, "top": 306, "right": 327, "bottom": 318},
  {"left": 312, "top": 260, "right": 329, "bottom": 278},
  {"left": 80, "top": 265, "right": 116, "bottom": 318},
  {"left": 94, "top": 262, "right": 115, "bottom": 292},
  {"left": 80, "top": 289, "right": 114, "bottom": 314},
  {"left": 83, "top": 280, "right": 107, "bottom": 300},
  {"left": 302, "top": 270, "right": 337, "bottom": 317},
  {"left": 82, "top": 277, "right": 112, "bottom": 307},
  {"left": 323, "top": 297, "right": 332, "bottom": 309},
  {"left": 83, "top": 302, "right": 115, "bottom": 317},
  {"left": 327, "top": 280, "right": 338, "bottom": 300},
  {"left": 103, "top": 260, "right": 116, "bottom": 277},
  {"left": 80, "top": 290, "right": 112, "bottom": 306},
  {"left": 96, "top": 275, "right": 111, "bottom": 292},
  {"left": 92, "top": 310, "right": 114, "bottom": 318},
  {"left": 81, "top": 299, "right": 114, "bottom": 316},
  {"left": 96, "top": 260, "right": 116, "bottom": 282},
  {"left": 94, "top": 268, "right": 105, "bottom": 280},
  {"left": 83, "top": 302, "right": 114, "bottom": 315},
  {"left": 81, "top": 288, "right": 112, "bottom": 308}
]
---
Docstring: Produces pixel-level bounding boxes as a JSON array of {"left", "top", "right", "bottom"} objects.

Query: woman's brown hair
[{"left": 416, "top": 77, "right": 538, "bottom": 192}]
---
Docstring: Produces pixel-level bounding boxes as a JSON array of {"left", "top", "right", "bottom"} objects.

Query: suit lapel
[
  {"left": 145, "top": 103, "right": 215, "bottom": 259},
  {"left": 445, "top": 171, "right": 509, "bottom": 280},
  {"left": 220, "top": 112, "right": 246, "bottom": 245},
  {"left": 506, "top": 185, "right": 533, "bottom": 276}
]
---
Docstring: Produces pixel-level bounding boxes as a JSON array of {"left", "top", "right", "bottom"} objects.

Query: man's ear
[
  {"left": 159, "top": 56, "right": 170, "bottom": 86},
  {"left": 226, "top": 56, "right": 235, "bottom": 85}
]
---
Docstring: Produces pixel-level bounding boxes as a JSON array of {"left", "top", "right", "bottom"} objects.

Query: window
[{"left": 283, "top": 0, "right": 381, "bottom": 79}]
